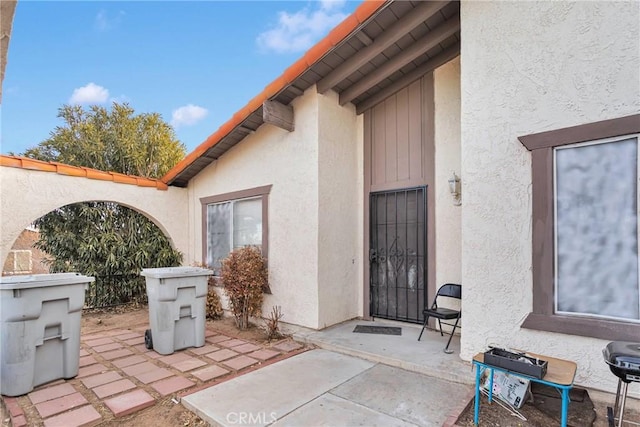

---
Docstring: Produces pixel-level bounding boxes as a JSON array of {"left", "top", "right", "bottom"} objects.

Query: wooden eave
[{"left": 165, "top": 0, "right": 460, "bottom": 187}]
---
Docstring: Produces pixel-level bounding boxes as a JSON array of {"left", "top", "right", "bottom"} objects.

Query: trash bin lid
[
  {"left": 140, "top": 266, "right": 213, "bottom": 279},
  {"left": 0, "top": 273, "right": 95, "bottom": 289}
]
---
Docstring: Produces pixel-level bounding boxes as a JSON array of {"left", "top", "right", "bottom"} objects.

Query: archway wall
[{"left": 1, "top": 166, "right": 189, "bottom": 268}]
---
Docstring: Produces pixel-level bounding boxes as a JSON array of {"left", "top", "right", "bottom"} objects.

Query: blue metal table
[{"left": 473, "top": 352, "right": 577, "bottom": 427}]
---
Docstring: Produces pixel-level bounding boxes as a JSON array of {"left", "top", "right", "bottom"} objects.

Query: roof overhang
[{"left": 164, "top": 0, "right": 460, "bottom": 187}]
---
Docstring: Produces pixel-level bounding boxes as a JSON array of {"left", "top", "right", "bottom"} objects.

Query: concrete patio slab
[
  {"left": 331, "top": 363, "right": 472, "bottom": 426},
  {"left": 182, "top": 349, "right": 375, "bottom": 426},
  {"left": 292, "top": 318, "right": 472, "bottom": 385},
  {"left": 271, "top": 393, "right": 419, "bottom": 427}
]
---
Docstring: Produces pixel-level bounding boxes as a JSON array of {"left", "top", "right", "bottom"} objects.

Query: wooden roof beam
[
  {"left": 316, "top": 1, "right": 448, "bottom": 94},
  {"left": 340, "top": 15, "right": 460, "bottom": 106},
  {"left": 263, "top": 100, "right": 294, "bottom": 132},
  {"left": 356, "top": 43, "right": 460, "bottom": 114}
]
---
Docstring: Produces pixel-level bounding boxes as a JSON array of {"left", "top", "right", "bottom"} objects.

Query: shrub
[
  {"left": 220, "top": 246, "right": 267, "bottom": 330},
  {"left": 206, "top": 280, "right": 224, "bottom": 320},
  {"left": 191, "top": 262, "right": 224, "bottom": 320},
  {"left": 264, "top": 305, "right": 284, "bottom": 340}
]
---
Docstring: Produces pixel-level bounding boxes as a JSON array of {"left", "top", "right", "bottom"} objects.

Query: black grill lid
[{"left": 603, "top": 342, "right": 640, "bottom": 372}]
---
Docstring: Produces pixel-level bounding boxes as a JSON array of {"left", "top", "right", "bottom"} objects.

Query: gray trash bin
[
  {"left": 0, "top": 273, "right": 94, "bottom": 396},
  {"left": 141, "top": 267, "right": 213, "bottom": 355}
]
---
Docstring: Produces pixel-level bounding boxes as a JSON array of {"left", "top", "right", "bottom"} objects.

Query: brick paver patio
[{"left": 2, "top": 322, "right": 307, "bottom": 427}]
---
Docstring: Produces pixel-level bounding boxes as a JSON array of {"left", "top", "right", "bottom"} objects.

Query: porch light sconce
[{"left": 448, "top": 172, "right": 461, "bottom": 206}]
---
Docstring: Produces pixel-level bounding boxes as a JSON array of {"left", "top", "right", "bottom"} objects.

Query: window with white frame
[
  {"left": 200, "top": 185, "right": 270, "bottom": 274},
  {"left": 554, "top": 135, "right": 639, "bottom": 322}
]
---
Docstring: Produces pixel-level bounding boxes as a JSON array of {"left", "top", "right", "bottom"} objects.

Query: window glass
[
  {"left": 555, "top": 137, "right": 639, "bottom": 321},
  {"left": 233, "top": 198, "right": 262, "bottom": 249},
  {"left": 207, "top": 197, "right": 262, "bottom": 273},
  {"left": 206, "top": 202, "right": 231, "bottom": 272}
]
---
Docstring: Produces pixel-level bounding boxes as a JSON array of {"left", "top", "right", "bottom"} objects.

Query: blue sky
[{"left": 1, "top": 0, "right": 359, "bottom": 156}]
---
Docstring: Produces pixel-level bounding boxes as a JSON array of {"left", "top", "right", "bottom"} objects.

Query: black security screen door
[{"left": 369, "top": 187, "right": 427, "bottom": 323}]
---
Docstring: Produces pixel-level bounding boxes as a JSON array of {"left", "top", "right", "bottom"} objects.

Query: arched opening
[{"left": 3, "top": 200, "right": 183, "bottom": 309}]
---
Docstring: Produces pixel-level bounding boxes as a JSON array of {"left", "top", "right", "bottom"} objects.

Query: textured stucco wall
[
  {"left": 317, "top": 90, "right": 362, "bottom": 328},
  {"left": 460, "top": 1, "right": 640, "bottom": 395},
  {"left": 0, "top": 167, "right": 189, "bottom": 266},
  {"left": 188, "top": 88, "right": 321, "bottom": 329},
  {"left": 434, "top": 57, "right": 462, "bottom": 289}
]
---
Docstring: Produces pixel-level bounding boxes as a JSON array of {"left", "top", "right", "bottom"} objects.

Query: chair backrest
[{"left": 437, "top": 283, "right": 461, "bottom": 299}]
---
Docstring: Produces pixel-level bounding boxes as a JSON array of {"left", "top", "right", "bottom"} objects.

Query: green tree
[{"left": 23, "top": 102, "right": 186, "bottom": 307}]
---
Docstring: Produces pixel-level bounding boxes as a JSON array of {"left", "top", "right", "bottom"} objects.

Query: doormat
[{"left": 353, "top": 325, "right": 402, "bottom": 335}]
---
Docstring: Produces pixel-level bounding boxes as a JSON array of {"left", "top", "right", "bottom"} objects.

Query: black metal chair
[{"left": 417, "top": 283, "right": 461, "bottom": 354}]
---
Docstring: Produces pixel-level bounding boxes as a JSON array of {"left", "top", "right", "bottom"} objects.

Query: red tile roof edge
[
  {"left": 0, "top": 155, "right": 169, "bottom": 191},
  {"left": 161, "top": 0, "right": 387, "bottom": 185}
]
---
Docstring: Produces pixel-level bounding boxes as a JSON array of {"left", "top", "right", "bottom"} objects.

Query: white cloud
[
  {"left": 171, "top": 104, "right": 208, "bottom": 128},
  {"left": 94, "top": 9, "right": 125, "bottom": 32},
  {"left": 69, "top": 83, "right": 110, "bottom": 105},
  {"left": 320, "top": 0, "right": 347, "bottom": 11},
  {"left": 256, "top": 2, "right": 348, "bottom": 54}
]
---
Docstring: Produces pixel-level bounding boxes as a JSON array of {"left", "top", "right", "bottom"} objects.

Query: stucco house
[{"left": 1, "top": 0, "right": 639, "bottom": 398}]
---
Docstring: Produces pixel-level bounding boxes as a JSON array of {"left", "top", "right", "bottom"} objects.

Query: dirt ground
[{"left": 456, "top": 383, "right": 639, "bottom": 427}]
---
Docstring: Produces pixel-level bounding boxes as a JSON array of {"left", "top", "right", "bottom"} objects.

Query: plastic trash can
[
  {"left": 0, "top": 273, "right": 94, "bottom": 396},
  {"left": 141, "top": 267, "right": 213, "bottom": 355}
]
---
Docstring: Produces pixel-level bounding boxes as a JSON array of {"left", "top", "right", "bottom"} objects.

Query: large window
[
  {"left": 519, "top": 114, "right": 640, "bottom": 340},
  {"left": 200, "top": 185, "right": 271, "bottom": 274}
]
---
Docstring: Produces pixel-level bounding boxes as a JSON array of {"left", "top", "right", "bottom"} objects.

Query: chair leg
[
  {"left": 418, "top": 315, "right": 430, "bottom": 341},
  {"left": 438, "top": 319, "right": 444, "bottom": 337},
  {"left": 444, "top": 315, "right": 461, "bottom": 354}
]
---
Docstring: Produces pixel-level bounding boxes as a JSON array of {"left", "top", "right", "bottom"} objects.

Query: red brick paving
[
  {"left": 115, "top": 332, "right": 141, "bottom": 340},
  {"left": 249, "top": 348, "right": 281, "bottom": 360},
  {"left": 101, "top": 348, "right": 134, "bottom": 360},
  {"left": 1, "top": 321, "right": 306, "bottom": 427},
  {"left": 121, "top": 361, "right": 156, "bottom": 376},
  {"left": 78, "top": 355, "right": 98, "bottom": 367},
  {"left": 92, "top": 379, "right": 137, "bottom": 399},
  {"left": 92, "top": 342, "right": 122, "bottom": 353},
  {"left": 112, "top": 354, "right": 146, "bottom": 368},
  {"left": 206, "top": 335, "right": 232, "bottom": 344},
  {"left": 81, "top": 371, "right": 122, "bottom": 389},
  {"left": 217, "top": 338, "right": 247, "bottom": 348},
  {"left": 43, "top": 405, "right": 101, "bottom": 427},
  {"left": 158, "top": 352, "right": 192, "bottom": 365},
  {"left": 77, "top": 363, "right": 108, "bottom": 378},
  {"left": 273, "top": 341, "right": 304, "bottom": 352},
  {"left": 173, "top": 358, "right": 208, "bottom": 372},
  {"left": 191, "top": 365, "right": 229, "bottom": 381},
  {"left": 151, "top": 376, "right": 195, "bottom": 396},
  {"left": 189, "top": 343, "right": 220, "bottom": 355},
  {"left": 134, "top": 367, "right": 173, "bottom": 384},
  {"left": 233, "top": 343, "right": 261, "bottom": 353},
  {"left": 84, "top": 337, "right": 113, "bottom": 347},
  {"left": 123, "top": 337, "right": 144, "bottom": 345},
  {"left": 205, "top": 348, "right": 238, "bottom": 362},
  {"left": 28, "top": 383, "right": 76, "bottom": 405},
  {"left": 104, "top": 389, "right": 155, "bottom": 417},
  {"left": 12, "top": 414, "right": 27, "bottom": 427},
  {"left": 35, "top": 392, "right": 88, "bottom": 418},
  {"left": 222, "top": 355, "right": 259, "bottom": 371}
]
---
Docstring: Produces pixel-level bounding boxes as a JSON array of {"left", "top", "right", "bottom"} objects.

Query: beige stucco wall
[
  {"left": 317, "top": 90, "right": 362, "bottom": 328},
  {"left": 188, "top": 88, "right": 322, "bottom": 329},
  {"left": 0, "top": 167, "right": 189, "bottom": 266},
  {"left": 460, "top": 0, "right": 640, "bottom": 396},
  {"left": 434, "top": 57, "right": 462, "bottom": 289}
]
